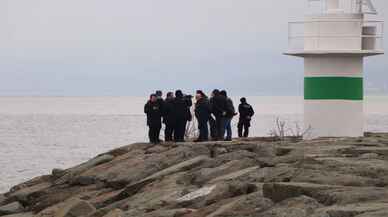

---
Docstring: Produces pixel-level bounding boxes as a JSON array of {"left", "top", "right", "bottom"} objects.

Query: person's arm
[
  {"left": 249, "top": 105, "right": 255, "bottom": 117},
  {"left": 144, "top": 102, "right": 150, "bottom": 114}
]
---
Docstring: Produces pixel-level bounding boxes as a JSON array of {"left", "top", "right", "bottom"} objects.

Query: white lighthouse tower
[{"left": 286, "top": 0, "right": 384, "bottom": 139}]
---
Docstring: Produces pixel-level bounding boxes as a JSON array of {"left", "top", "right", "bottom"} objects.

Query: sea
[{"left": 1, "top": 96, "right": 388, "bottom": 193}]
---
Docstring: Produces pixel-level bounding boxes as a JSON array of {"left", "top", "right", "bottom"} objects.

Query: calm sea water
[{"left": 1, "top": 96, "right": 388, "bottom": 193}]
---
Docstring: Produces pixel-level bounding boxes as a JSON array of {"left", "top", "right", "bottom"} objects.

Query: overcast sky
[{"left": 0, "top": 0, "right": 387, "bottom": 96}]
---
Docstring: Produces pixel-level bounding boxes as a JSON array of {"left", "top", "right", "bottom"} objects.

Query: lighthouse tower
[{"left": 286, "top": 0, "right": 384, "bottom": 139}]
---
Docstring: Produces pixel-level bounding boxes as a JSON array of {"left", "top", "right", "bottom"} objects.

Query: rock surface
[{"left": 2, "top": 133, "right": 388, "bottom": 216}]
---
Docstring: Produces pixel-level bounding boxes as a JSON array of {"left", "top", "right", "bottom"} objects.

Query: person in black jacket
[
  {"left": 144, "top": 94, "right": 163, "bottom": 144},
  {"left": 220, "top": 90, "right": 236, "bottom": 141},
  {"left": 163, "top": 92, "right": 175, "bottom": 142},
  {"left": 209, "top": 89, "right": 228, "bottom": 141},
  {"left": 238, "top": 97, "right": 255, "bottom": 138},
  {"left": 173, "top": 90, "right": 192, "bottom": 142},
  {"left": 194, "top": 90, "right": 210, "bottom": 142}
]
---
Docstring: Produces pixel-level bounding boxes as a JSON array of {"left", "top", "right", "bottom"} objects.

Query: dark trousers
[
  {"left": 148, "top": 125, "right": 161, "bottom": 143},
  {"left": 174, "top": 120, "right": 187, "bottom": 142},
  {"left": 215, "top": 116, "right": 226, "bottom": 140},
  {"left": 209, "top": 116, "right": 217, "bottom": 140},
  {"left": 198, "top": 119, "right": 209, "bottom": 141},
  {"left": 164, "top": 124, "right": 174, "bottom": 142},
  {"left": 238, "top": 121, "right": 250, "bottom": 138}
]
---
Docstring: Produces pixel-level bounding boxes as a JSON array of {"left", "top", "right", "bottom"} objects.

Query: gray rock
[
  {"left": 8, "top": 182, "right": 51, "bottom": 204},
  {"left": 260, "top": 196, "right": 322, "bottom": 217},
  {"left": 55, "top": 198, "right": 96, "bottom": 217},
  {"left": 55, "top": 154, "right": 115, "bottom": 185},
  {"left": 52, "top": 168, "right": 66, "bottom": 178},
  {"left": 0, "top": 202, "right": 24, "bottom": 215},
  {"left": 101, "top": 209, "right": 124, "bottom": 217},
  {"left": 70, "top": 176, "right": 96, "bottom": 186},
  {"left": 0, "top": 212, "right": 34, "bottom": 217},
  {"left": 0, "top": 194, "right": 7, "bottom": 206}
]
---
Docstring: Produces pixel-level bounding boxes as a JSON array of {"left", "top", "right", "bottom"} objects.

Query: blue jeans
[{"left": 224, "top": 118, "right": 232, "bottom": 140}]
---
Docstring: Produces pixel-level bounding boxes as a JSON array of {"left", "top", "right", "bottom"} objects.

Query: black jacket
[
  {"left": 144, "top": 101, "right": 162, "bottom": 127},
  {"left": 173, "top": 96, "right": 192, "bottom": 122},
  {"left": 210, "top": 95, "right": 228, "bottom": 118},
  {"left": 195, "top": 98, "right": 211, "bottom": 122},
  {"left": 163, "top": 98, "right": 175, "bottom": 125},
  {"left": 238, "top": 103, "right": 254, "bottom": 122},
  {"left": 225, "top": 97, "right": 236, "bottom": 118}
]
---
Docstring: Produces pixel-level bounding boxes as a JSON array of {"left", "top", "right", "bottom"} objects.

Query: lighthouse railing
[{"left": 287, "top": 20, "right": 384, "bottom": 53}]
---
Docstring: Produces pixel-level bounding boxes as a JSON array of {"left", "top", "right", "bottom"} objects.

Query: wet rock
[
  {"left": 0, "top": 202, "right": 24, "bottom": 215},
  {"left": 55, "top": 198, "right": 96, "bottom": 217}
]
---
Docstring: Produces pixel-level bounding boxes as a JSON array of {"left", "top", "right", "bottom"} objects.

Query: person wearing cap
[
  {"left": 238, "top": 97, "right": 255, "bottom": 138},
  {"left": 173, "top": 90, "right": 192, "bottom": 142},
  {"left": 144, "top": 94, "right": 163, "bottom": 144},
  {"left": 163, "top": 92, "right": 175, "bottom": 142},
  {"left": 194, "top": 90, "right": 210, "bottom": 142}
]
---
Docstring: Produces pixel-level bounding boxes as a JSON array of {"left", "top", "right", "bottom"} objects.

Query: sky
[{"left": 0, "top": 0, "right": 387, "bottom": 96}]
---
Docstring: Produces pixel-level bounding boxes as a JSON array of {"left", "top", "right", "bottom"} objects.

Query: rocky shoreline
[{"left": 2, "top": 133, "right": 388, "bottom": 217}]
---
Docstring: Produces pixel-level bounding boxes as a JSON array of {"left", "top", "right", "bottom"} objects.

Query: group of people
[{"left": 144, "top": 89, "right": 255, "bottom": 144}]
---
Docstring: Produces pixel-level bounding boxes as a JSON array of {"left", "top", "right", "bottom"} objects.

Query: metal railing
[{"left": 287, "top": 20, "right": 384, "bottom": 53}]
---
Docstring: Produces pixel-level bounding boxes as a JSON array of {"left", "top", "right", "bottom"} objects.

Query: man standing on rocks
[
  {"left": 163, "top": 92, "right": 176, "bottom": 142},
  {"left": 194, "top": 90, "right": 211, "bottom": 142},
  {"left": 220, "top": 90, "right": 236, "bottom": 141},
  {"left": 144, "top": 94, "right": 163, "bottom": 144},
  {"left": 173, "top": 90, "right": 192, "bottom": 142},
  {"left": 210, "top": 89, "right": 228, "bottom": 141},
  {"left": 238, "top": 97, "right": 254, "bottom": 137}
]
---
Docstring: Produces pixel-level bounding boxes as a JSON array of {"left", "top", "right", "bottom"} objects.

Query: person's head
[
  {"left": 196, "top": 90, "right": 204, "bottom": 100},
  {"left": 150, "top": 94, "right": 157, "bottom": 102},
  {"left": 166, "top": 92, "right": 174, "bottom": 99},
  {"left": 240, "top": 97, "right": 247, "bottom": 104},
  {"left": 212, "top": 89, "right": 220, "bottom": 97},
  {"left": 220, "top": 90, "right": 227, "bottom": 97},
  {"left": 155, "top": 90, "right": 163, "bottom": 98},
  {"left": 175, "top": 90, "right": 183, "bottom": 98}
]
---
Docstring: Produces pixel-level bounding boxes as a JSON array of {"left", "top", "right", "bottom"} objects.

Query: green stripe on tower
[{"left": 305, "top": 77, "right": 363, "bottom": 100}]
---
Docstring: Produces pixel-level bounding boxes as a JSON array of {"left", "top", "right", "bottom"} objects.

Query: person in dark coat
[
  {"left": 209, "top": 89, "right": 228, "bottom": 141},
  {"left": 238, "top": 97, "right": 255, "bottom": 138},
  {"left": 144, "top": 94, "right": 163, "bottom": 144},
  {"left": 220, "top": 90, "right": 236, "bottom": 141},
  {"left": 163, "top": 92, "right": 175, "bottom": 142},
  {"left": 173, "top": 90, "right": 192, "bottom": 142},
  {"left": 194, "top": 90, "right": 211, "bottom": 142}
]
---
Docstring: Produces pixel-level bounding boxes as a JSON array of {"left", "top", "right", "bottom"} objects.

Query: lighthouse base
[{"left": 304, "top": 100, "right": 364, "bottom": 139}]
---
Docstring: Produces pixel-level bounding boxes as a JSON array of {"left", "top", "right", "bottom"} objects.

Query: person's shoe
[{"left": 224, "top": 138, "right": 232, "bottom": 141}]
